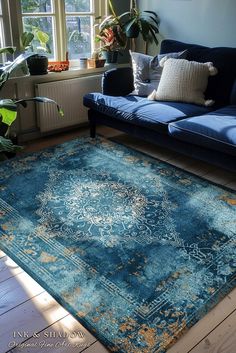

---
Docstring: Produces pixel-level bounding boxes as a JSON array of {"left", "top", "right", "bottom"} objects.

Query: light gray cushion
[
  {"left": 148, "top": 58, "right": 218, "bottom": 106},
  {"left": 129, "top": 50, "right": 187, "bottom": 97}
]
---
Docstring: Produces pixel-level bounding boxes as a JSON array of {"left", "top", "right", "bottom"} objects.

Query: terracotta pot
[{"left": 87, "top": 59, "right": 106, "bottom": 68}]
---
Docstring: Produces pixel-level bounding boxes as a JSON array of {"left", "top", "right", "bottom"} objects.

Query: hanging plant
[{"left": 119, "top": 2, "right": 160, "bottom": 44}]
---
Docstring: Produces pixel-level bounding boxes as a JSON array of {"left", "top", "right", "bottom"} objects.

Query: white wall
[{"left": 137, "top": 0, "right": 236, "bottom": 55}]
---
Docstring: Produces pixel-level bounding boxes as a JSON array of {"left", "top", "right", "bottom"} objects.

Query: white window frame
[
  {"left": 4, "top": 0, "right": 107, "bottom": 64},
  {"left": 0, "top": 0, "right": 13, "bottom": 63}
]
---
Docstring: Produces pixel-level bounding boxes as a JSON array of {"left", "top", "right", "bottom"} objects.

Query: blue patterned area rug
[{"left": 0, "top": 137, "right": 236, "bottom": 352}]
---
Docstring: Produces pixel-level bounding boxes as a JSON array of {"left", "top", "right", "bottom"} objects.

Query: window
[
  {"left": 65, "top": 0, "right": 94, "bottom": 60},
  {"left": 0, "top": 1, "right": 4, "bottom": 48},
  {"left": 5, "top": 0, "right": 107, "bottom": 62},
  {"left": 0, "top": 0, "right": 6, "bottom": 62},
  {"left": 21, "top": 0, "right": 55, "bottom": 58}
]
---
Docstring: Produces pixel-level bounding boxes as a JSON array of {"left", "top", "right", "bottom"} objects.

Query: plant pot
[
  {"left": 87, "top": 59, "right": 106, "bottom": 68},
  {"left": 126, "top": 23, "right": 140, "bottom": 38},
  {"left": 27, "top": 54, "right": 48, "bottom": 75},
  {"left": 102, "top": 51, "right": 118, "bottom": 64}
]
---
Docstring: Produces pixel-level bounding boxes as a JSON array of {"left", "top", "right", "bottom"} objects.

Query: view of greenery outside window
[
  {"left": 20, "top": 0, "right": 98, "bottom": 62},
  {"left": 66, "top": 0, "right": 93, "bottom": 60},
  {"left": 21, "top": 0, "right": 55, "bottom": 58}
]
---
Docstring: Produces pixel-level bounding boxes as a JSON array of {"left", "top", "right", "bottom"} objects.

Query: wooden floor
[{"left": 0, "top": 126, "right": 236, "bottom": 353}]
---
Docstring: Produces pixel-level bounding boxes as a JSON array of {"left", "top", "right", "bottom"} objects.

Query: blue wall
[{"left": 138, "top": 0, "right": 236, "bottom": 55}]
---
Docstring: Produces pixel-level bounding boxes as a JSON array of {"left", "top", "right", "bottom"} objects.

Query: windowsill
[{"left": 8, "top": 63, "right": 130, "bottom": 83}]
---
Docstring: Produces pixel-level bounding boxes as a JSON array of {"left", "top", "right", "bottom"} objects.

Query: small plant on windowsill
[
  {"left": 94, "top": 0, "right": 127, "bottom": 64},
  {"left": 0, "top": 46, "right": 64, "bottom": 161},
  {"left": 20, "top": 29, "right": 52, "bottom": 75},
  {"left": 87, "top": 50, "right": 106, "bottom": 69}
]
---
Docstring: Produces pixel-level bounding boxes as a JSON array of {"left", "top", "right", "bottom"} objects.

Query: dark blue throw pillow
[{"left": 160, "top": 39, "right": 236, "bottom": 106}]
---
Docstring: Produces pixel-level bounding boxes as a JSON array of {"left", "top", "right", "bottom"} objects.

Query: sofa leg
[{"left": 90, "top": 123, "right": 96, "bottom": 138}]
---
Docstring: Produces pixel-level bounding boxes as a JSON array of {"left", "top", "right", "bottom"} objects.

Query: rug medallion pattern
[{"left": 0, "top": 137, "right": 235, "bottom": 352}]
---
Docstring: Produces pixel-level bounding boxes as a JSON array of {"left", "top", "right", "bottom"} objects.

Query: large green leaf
[
  {"left": 0, "top": 47, "right": 16, "bottom": 55},
  {"left": 36, "top": 30, "right": 49, "bottom": 44},
  {"left": 15, "top": 97, "right": 64, "bottom": 117},
  {"left": 0, "top": 136, "right": 22, "bottom": 153},
  {"left": 0, "top": 108, "right": 17, "bottom": 126},
  {"left": 0, "top": 96, "right": 64, "bottom": 128},
  {"left": 123, "top": 18, "right": 137, "bottom": 32},
  {"left": 149, "top": 16, "right": 160, "bottom": 27},
  {"left": 148, "top": 25, "right": 159, "bottom": 45},
  {"left": 20, "top": 32, "right": 34, "bottom": 51},
  {"left": 99, "top": 15, "right": 117, "bottom": 30},
  {"left": 117, "top": 12, "right": 131, "bottom": 20},
  {"left": 0, "top": 99, "right": 17, "bottom": 126},
  {"left": 0, "top": 52, "right": 36, "bottom": 90},
  {"left": 143, "top": 10, "right": 159, "bottom": 17}
]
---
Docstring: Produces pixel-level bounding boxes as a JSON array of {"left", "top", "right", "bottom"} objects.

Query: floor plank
[
  {"left": 96, "top": 126, "right": 124, "bottom": 138},
  {"left": 22, "top": 127, "right": 89, "bottom": 154},
  {"left": 225, "top": 180, "right": 236, "bottom": 191},
  {"left": 0, "top": 292, "right": 68, "bottom": 353},
  {"left": 167, "top": 287, "right": 236, "bottom": 353},
  {"left": 190, "top": 309, "right": 236, "bottom": 353},
  {"left": 0, "top": 256, "right": 23, "bottom": 283},
  {"left": 0, "top": 272, "right": 44, "bottom": 316},
  {"left": 131, "top": 141, "right": 180, "bottom": 162},
  {"left": 10, "top": 314, "right": 97, "bottom": 353},
  {"left": 202, "top": 169, "right": 236, "bottom": 186}
]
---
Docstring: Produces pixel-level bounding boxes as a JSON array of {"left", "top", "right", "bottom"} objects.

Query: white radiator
[{"left": 35, "top": 75, "right": 102, "bottom": 132}]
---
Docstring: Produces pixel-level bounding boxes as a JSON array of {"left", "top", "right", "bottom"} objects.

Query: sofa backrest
[
  {"left": 160, "top": 39, "right": 236, "bottom": 106},
  {"left": 102, "top": 67, "right": 134, "bottom": 96}
]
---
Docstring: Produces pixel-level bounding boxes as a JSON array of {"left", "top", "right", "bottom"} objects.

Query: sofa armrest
[{"left": 102, "top": 67, "right": 134, "bottom": 96}]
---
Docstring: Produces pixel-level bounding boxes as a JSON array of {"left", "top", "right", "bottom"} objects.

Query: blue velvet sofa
[{"left": 83, "top": 40, "right": 236, "bottom": 172}]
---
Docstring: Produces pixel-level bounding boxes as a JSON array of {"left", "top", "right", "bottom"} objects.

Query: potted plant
[
  {"left": 21, "top": 28, "right": 51, "bottom": 75},
  {"left": 96, "top": 26, "right": 126, "bottom": 63},
  {"left": 87, "top": 50, "right": 106, "bottom": 69},
  {"left": 95, "top": 0, "right": 127, "bottom": 63},
  {"left": 0, "top": 47, "right": 63, "bottom": 160},
  {"left": 119, "top": 0, "right": 160, "bottom": 45}
]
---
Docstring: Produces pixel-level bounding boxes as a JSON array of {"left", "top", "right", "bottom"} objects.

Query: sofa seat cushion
[
  {"left": 84, "top": 93, "right": 212, "bottom": 133},
  {"left": 169, "top": 106, "right": 236, "bottom": 156}
]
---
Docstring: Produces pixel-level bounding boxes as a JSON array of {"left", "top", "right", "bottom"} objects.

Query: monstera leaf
[
  {"left": 0, "top": 52, "right": 36, "bottom": 91},
  {"left": 0, "top": 47, "right": 16, "bottom": 55},
  {"left": 0, "top": 99, "right": 18, "bottom": 126},
  {"left": 0, "top": 136, "right": 22, "bottom": 153},
  {"left": 0, "top": 97, "right": 64, "bottom": 128}
]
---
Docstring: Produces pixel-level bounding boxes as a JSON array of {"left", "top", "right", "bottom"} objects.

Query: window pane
[
  {"left": 65, "top": 0, "right": 91, "bottom": 13},
  {"left": 21, "top": 0, "right": 52, "bottom": 13},
  {"left": 66, "top": 16, "right": 92, "bottom": 59},
  {"left": 0, "top": 18, "right": 6, "bottom": 63},
  {"left": 0, "top": 18, "right": 4, "bottom": 48},
  {"left": 23, "top": 17, "right": 54, "bottom": 58}
]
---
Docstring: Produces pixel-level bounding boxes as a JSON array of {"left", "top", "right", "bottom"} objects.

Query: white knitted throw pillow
[{"left": 148, "top": 58, "right": 218, "bottom": 106}]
